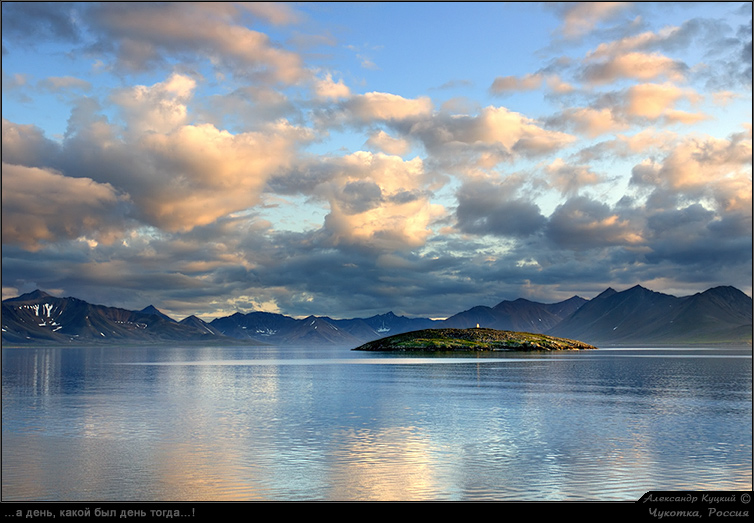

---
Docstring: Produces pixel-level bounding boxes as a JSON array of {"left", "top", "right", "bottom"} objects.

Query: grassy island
[{"left": 352, "top": 328, "right": 598, "bottom": 352}]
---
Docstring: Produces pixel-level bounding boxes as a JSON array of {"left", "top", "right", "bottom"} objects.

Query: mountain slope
[
  {"left": 441, "top": 296, "right": 587, "bottom": 333},
  {"left": 549, "top": 285, "right": 752, "bottom": 346},
  {"left": 3, "top": 285, "right": 750, "bottom": 347},
  {"left": 1, "top": 291, "right": 239, "bottom": 344}
]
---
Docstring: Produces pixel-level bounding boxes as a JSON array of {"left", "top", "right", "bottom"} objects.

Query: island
[{"left": 352, "top": 327, "right": 598, "bottom": 352}]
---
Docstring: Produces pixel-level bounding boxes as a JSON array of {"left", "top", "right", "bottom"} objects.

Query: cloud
[
  {"left": 630, "top": 129, "right": 752, "bottom": 200},
  {"left": 490, "top": 73, "right": 544, "bottom": 93},
  {"left": 1, "top": 2, "right": 750, "bottom": 319},
  {"left": 199, "top": 86, "right": 299, "bottom": 131},
  {"left": 240, "top": 2, "right": 304, "bottom": 26},
  {"left": 490, "top": 73, "right": 574, "bottom": 95},
  {"left": 4, "top": 84, "right": 313, "bottom": 235},
  {"left": 1, "top": 2, "right": 82, "bottom": 43},
  {"left": 409, "top": 106, "right": 576, "bottom": 163},
  {"left": 111, "top": 73, "right": 196, "bottom": 135},
  {"left": 581, "top": 51, "right": 688, "bottom": 85},
  {"left": 365, "top": 130, "right": 411, "bottom": 156},
  {"left": 454, "top": 179, "right": 547, "bottom": 238},
  {"left": 270, "top": 152, "right": 445, "bottom": 252},
  {"left": 341, "top": 92, "right": 433, "bottom": 123},
  {"left": 2, "top": 118, "right": 63, "bottom": 168},
  {"left": 84, "top": 3, "right": 306, "bottom": 82},
  {"left": 545, "top": 106, "right": 629, "bottom": 138},
  {"left": 625, "top": 82, "right": 702, "bottom": 120},
  {"left": 119, "top": 121, "right": 309, "bottom": 231},
  {"left": 313, "top": 73, "right": 351, "bottom": 100},
  {"left": 554, "top": 2, "right": 632, "bottom": 39},
  {"left": 545, "top": 196, "right": 643, "bottom": 251},
  {"left": 314, "top": 153, "right": 446, "bottom": 252},
  {"left": 545, "top": 158, "right": 604, "bottom": 196},
  {"left": 1, "top": 163, "right": 128, "bottom": 250},
  {"left": 37, "top": 76, "right": 92, "bottom": 93}
]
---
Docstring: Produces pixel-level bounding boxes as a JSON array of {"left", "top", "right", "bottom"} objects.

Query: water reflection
[{"left": 2, "top": 346, "right": 751, "bottom": 501}]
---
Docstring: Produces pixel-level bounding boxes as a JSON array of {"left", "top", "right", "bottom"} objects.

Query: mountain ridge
[
  {"left": 2, "top": 285, "right": 751, "bottom": 347},
  {"left": 548, "top": 285, "right": 752, "bottom": 346}
]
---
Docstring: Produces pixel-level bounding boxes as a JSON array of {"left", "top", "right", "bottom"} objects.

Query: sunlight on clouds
[
  {"left": 545, "top": 158, "right": 604, "bottom": 196},
  {"left": 559, "top": 2, "right": 631, "bottom": 38},
  {"left": 130, "top": 120, "right": 310, "bottom": 231},
  {"left": 345, "top": 92, "right": 433, "bottom": 122},
  {"left": 314, "top": 73, "right": 351, "bottom": 100},
  {"left": 365, "top": 130, "right": 411, "bottom": 156},
  {"left": 314, "top": 153, "right": 446, "bottom": 251},
  {"left": 626, "top": 82, "right": 702, "bottom": 120},
  {"left": 1, "top": 163, "right": 127, "bottom": 250},
  {"left": 112, "top": 73, "right": 196, "bottom": 135},
  {"left": 1, "top": 2, "right": 750, "bottom": 317},
  {"left": 583, "top": 52, "right": 687, "bottom": 85},
  {"left": 88, "top": 2, "right": 306, "bottom": 82}
]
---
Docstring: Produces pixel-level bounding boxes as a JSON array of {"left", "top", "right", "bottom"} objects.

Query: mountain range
[{"left": 2, "top": 285, "right": 751, "bottom": 347}]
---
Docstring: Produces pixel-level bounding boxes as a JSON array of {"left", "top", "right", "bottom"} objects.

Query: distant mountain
[
  {"left": 3, "top": 285, "right": 751, "bottom": 347},
  {"left": 208, "top": 310, "right": 438, "bottom": 346},
  {"left": 331, "top": 311, "right": 439, "bottom": 341},
  {"left": 441, "top": 296, "right": 587, "bottom": 333},
  {"left": 140, "top": 305, "right": 176, "bottom": 323},
  {"left": 179, "top": 315, "right": 225, "bottom": 337},
  {"left": 1, "top": 291, "right": 243, "bottom": 345},
  {"left": 209, "top": 311, "right": 301, "bottom": 343},
  {"left": 548, "top": 285, "right": 752, "bottom": 346}
]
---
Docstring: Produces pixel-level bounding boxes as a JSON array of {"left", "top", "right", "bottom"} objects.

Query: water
[{"left": 2, "top": 345, "right": 751, "bottom": 501}]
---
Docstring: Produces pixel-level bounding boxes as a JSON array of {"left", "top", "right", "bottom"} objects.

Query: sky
[{"left": 2, "top": 2, "right": 752, "bottom": 321}]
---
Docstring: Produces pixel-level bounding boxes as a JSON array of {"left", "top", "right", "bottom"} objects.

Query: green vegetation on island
[{"left": 352, "top": 327, "right": 598, "bottom": 352}]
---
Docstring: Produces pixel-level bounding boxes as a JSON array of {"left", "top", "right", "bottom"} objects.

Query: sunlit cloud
[
  {"left": 555, "top": 2, "right": 632, "bottom": 38},
  {"left": 1, "top": 163, "right": 129, "bottom": 250},
  {"left": 1, "top": 2, "right": 750, "bottom": 318}
]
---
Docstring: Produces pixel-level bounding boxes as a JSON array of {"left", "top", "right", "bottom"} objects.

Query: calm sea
[{"left": 2, "top": 345, "right": 751, "bottom": 501}]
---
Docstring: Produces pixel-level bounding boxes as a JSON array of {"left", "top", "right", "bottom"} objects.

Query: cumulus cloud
[
  {"left": 240, "top": 2, "right": 303, "bottom": 26},
  {"left": 625, "top": 82, "right": 702, "bottom": 121},
  {"left": 490, "top": 73, "right": 574, "bottom": 95},
  {"left": 129, "top": 123, "right": 306, "bottom": 231},
  {"left": 4, "top": 79, "right": 313, "bottom": 234},
  {"left": 454, "top": 178, "right": 547, "bottom": 238},
  {"left": 581, "top": 51, "right": 689, "bottom": 85},
  {"left": 313, "top": 73, "right": 351, "bottom": 100},
  {"left": 554, "top": 2, "right": 632, "bottom": 39},
  {"left": 490, "top": 73, "right": 544, "bottom": 93},
  {"left": 365, "top": 130, "right": 411, "bottom": 156},
  {"left": 270, "top": 152, "right": 445, "bottom": 252},
  {"left": 410, "top": 106, "right": 576, "bottom": 163},
  {"left": 1, "top": 2, "right": 750, "bottom": 319},
  {"left": 84, "top": 3, "right": 306, "bottom": 82},
  {"left": 545, "top": 158, "right": 604, "bottom": 196},
  {"left": 111, "top": 73, "right": 196, "bottom": 135},
  {"left": 545, "top": 196, "right": 643, "bottom": 251},
  {"left": 37, "top": 76, "right": 92, "bottom": 93},
  {"left": 1, "top": 163, "right": 128, "bottom": 250},
  {"left": 1, "top": 2, "right": 81, "bottom": 42},
  {"left": 630, "top": 130, "right": 752, "bottom": 200},
  {"left": 341, "top": 92, "right": 433, "bottom": 123},
  {"left": 545, "top": 106, "right": 629, "bottom": 138},
  {"left": 2, "top": 119, "right": 63, "bottom": 168}
]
